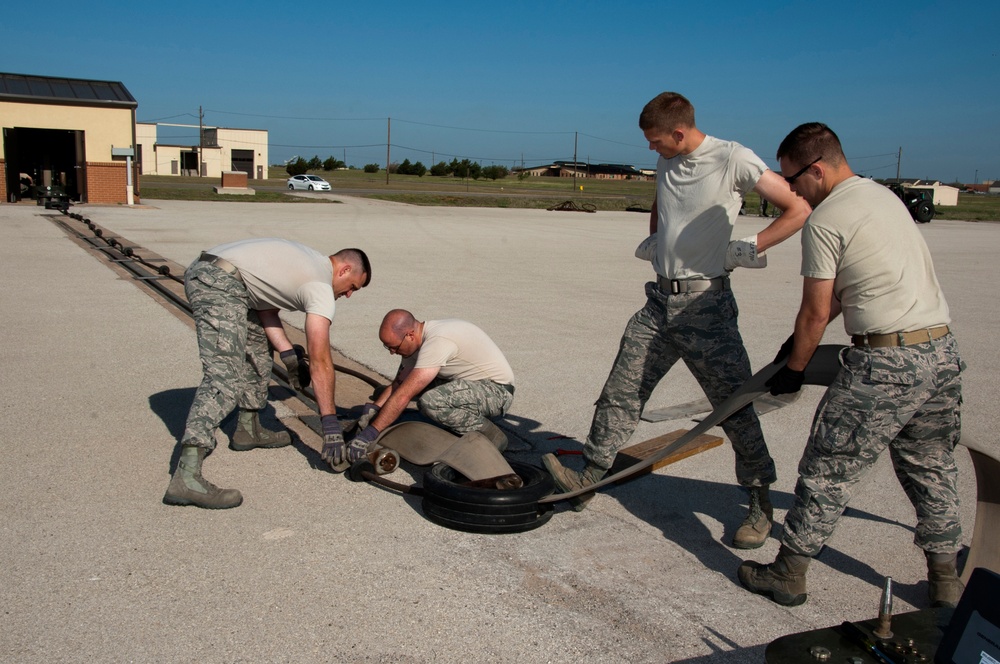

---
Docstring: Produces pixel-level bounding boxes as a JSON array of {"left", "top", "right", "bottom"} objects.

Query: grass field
[{"left": 138, "top": 169, "right": 1000, "bottom": 221}]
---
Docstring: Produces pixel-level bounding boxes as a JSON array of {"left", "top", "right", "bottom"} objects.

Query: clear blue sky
[{"left": 3, "top": 0, "right": 998, "bottom": 182}]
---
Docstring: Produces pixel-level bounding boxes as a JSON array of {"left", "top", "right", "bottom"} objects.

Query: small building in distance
[
  {"left": 136, "top": 123, "right": 268, "bottom": 180},
  {"left": 513, "top": 161, "right": 652, "bottom": 181}
]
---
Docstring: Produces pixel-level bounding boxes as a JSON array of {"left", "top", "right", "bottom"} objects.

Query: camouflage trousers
[
  {"left": 180, "top": 260, "right": 272, "bottom": 450},
  {"left": 585, "top": 281, "right": 775, "bottom": 486},
  {"left": 418, "top": 378, "right": 514, "bottom": 436},
  {"left": 782, "top": 334, "right": 964, "bottom": 556}
]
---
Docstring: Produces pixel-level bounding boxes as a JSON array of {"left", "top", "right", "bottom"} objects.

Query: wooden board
[{"left": 609, "top": 429, "right": 724, "bottom": 484}]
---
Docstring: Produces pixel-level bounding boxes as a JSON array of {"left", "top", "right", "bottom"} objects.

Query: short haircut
[
  {"left": 383, "top": 309, "right": 416, "bottom": 337},
  {"left": 776, "top": 122, "right": 846, "bottom": 168},
  {"left": 334, "top": 248, "right": 372, "bottom": 287},
  {"left": 639, "top": 92, "right": 696, "bottom": 132}
]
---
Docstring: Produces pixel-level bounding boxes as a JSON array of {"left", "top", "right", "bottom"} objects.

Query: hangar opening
[
  {"left": 3, "top": 127, "right": 85, "bottom": 202},
  {"left": 0, "top": 72, "right": 138, "bottom": 205}
]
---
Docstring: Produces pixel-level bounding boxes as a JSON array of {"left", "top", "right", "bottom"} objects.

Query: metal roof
[{"left": 0, "top": 72, "right": 137, "bottom": 107}]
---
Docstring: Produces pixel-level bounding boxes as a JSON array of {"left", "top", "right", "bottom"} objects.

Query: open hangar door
[
  {"left": 3, "top": 127, "right": 85, "bottom": 202},
  {"left": 231, "top": 149, "right": 254, "bottom": 178}
]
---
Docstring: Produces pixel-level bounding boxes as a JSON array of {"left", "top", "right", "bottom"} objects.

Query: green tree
[
  {"left": 285, "top": 157, "right": 308, "bottom": 176},
  {"left": 307, "top": 155, "right": 322, "bottom": 170},
  {"left": 363, "top": 163, "right": 380, "bottom": 173},
  {"left": 430, "top": 161, "right": 450, "bottom": 176},
  {"left": 452, "top": 159, "right": 474, "bottom": 179},
  {"left": 482, "top": 165, "right": 509, "bottom": 181},
  {"left": 323, "top": 157, "right": 345, "bottom": 171}
]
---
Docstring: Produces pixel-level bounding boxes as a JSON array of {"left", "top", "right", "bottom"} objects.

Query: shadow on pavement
[
  {"left": 670, "top": 641, "right": 767, "bottom": 663},
  {"left": 148, "top": 387, "right": 296, "bottom": 473},
  {"left": 608, "top": 472, "right": 932, "bottom": 607}
]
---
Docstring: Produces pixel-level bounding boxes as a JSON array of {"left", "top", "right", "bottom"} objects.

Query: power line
[
  {"left": 140, "top": 112, "right": 199, "bottom": 122},
  {"left": 849, "top": 152, "right": 898, "bottom": 160},
  {"left": 393, "top": 118, "right": 572, "bottom": 136},
  {"left": 578, "top": 132, "right": 647, "bottom": 150},
  {"left": 204, "top": 108, "right": 384, "bottom": 122},
  {"left": 855, "top": 162, "right": 898, "bottom": 175},
  {"left": 271, "top": 142, "right": 385, "bottom": 150}
]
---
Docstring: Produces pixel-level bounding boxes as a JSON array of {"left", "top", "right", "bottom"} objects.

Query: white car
[{"left": 286, "top": 174, "right": 331, "bottom": 191}]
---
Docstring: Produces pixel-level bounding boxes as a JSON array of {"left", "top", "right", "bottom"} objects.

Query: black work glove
[
  {"left": 320, "top": 415, "right": 346, "bottom": 467},
  {"left": 279, "top": 345, "right": 311, "bottom": 391},
  {"left": 773, "top": 334, "right": 795, "bottom": 364},
  {"left": 347, "top": 426, "right": 380, "bottom": 463},
  {"left": 766, "top": 366, "right": 805, "bottom": 396}
]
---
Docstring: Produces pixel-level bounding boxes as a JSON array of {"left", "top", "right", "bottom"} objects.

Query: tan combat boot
[
  {"left": 231, "top": 409, "right": 292, "bottom": 451},
  {"left": 163, "top": 445, "right": 243, "bottom": 509},
  {"left": 732, "top": 486, "right": 773, "bottom": 549},
  {"left": 738, "top": 545, "right": 811, "bottom": 606},
  {"left": 541, "top": 453, "right": 606, "bottom": 511},
  {"left": 926, "top": 551, "right": 964, "bottom": 608}
]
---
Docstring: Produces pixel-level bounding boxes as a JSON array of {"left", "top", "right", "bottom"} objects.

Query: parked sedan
[{"left": 286, "top": 174, "right": 332, "bottom": 191}]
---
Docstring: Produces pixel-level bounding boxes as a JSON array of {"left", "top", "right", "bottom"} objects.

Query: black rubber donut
[{"left": 421, "top": 461, "right": 554, "bottom": 534}]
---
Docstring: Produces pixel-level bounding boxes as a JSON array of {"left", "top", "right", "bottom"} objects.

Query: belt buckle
[{"left": 671, "top": 280, "right": 681, "bottom": 294}]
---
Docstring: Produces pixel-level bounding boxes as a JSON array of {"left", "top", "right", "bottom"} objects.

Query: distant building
[
  {"left": 989, "top": 181, "right": 1000, "bottom": 196},
  {"left": 0, "top": 72, "right": 138, "bottom": 204},
  {"left": 513, "top": 161, "right": 652, "bottom": 181},
  {"left": 882, "top": 178, "right": 959, "bottom": 207},
  {"left": 136, "top": 123, "right": 268, "bottom": 180}
]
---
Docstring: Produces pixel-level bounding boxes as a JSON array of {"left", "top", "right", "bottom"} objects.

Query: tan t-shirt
[
  {"left": 653, "top": 135, "right": 767, "bottom": 279},
  {"left": 209, "top": 238, "right": 336, "bottom": 320},
  {"left": 402, "top": 319, "right": 514, "bottom": 385},
  {"left": 800, "top": 177, "right": 950, "bottom": 335}
]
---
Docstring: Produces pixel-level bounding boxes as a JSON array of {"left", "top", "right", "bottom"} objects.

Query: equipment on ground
[
  {"left": 34, "top": 183, "right": 70, "bottom": 211},
  {"left": 887, "top": 183, "right": 935, "bottom": 223},
  {"left": 347, "top": 421, "right": 554, "bottom": 534}
]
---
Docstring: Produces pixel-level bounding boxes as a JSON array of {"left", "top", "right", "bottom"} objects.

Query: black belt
[
  {"left": 199, "top": 252, "right": 244, "bottom": 284},
  {"left": 852, "top": 325, "right": 950, "bottom": 348},
  {"left": 657, "top": 275, "right": 729, "bottom": 294}
]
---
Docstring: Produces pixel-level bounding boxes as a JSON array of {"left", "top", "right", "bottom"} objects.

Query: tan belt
[
  {"left": 199, "top": 252, "right": 244, "bottom": 284},
  {"left": 852, "top": 325, "right": 950, "bottom": 348},
  {"left": 656, "top": 275, "right": 730, "bottom": 294}
]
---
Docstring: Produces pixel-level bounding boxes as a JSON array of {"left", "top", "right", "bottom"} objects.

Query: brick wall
[
  {"left": 221, "top": 171, "right": 248, "bottom": 188},
  {"left": 86, "top": 161, "right": 128, "bottom": 204}
]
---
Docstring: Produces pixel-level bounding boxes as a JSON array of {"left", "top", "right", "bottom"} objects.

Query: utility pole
[
  {"left": 385, "top": 117, "right": 391, "bottom": 185},
  {"left": 896, "top": 146, "right": 901, "bottom": 181},
  {"left": 199, "top": 105, "right": 204, "bottom": 178},
  {"left": 572, "top": 131, "right": 578, "bottom": 192}
]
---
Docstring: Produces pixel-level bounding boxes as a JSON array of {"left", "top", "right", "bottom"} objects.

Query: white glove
[
  {"left": 635, "top": 233, "right": 657, "bottom": 262},
  {"left": 724, "top": 234, "right": 767, "bottom": 270}
]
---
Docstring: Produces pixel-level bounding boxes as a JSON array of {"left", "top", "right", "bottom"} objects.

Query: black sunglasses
[{"left": 784, "top": 157, "right": 822, "bottom": 185}]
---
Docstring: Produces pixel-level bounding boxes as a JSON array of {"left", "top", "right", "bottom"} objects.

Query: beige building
[
  {"left": 1, "top": 72, "right": 138, "bottom": 204},
  {"left": 136, "top": 123, "right": 268, "bottom": 180},
  {"left": 908, "top": 181, "right": 959, "bottom": 207},
  {"left": 514, "top": 161, "right": 651, "bottom": 181}
]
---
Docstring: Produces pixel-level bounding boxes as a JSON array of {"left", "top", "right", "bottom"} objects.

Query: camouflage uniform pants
[
  {"left": 782, "top": 334, "right": 964, "bottom": 556},
  {"left": 585, "top": 281, "right": 775, "bottom": 486},
  {"left": 417, "top": 379, "right": 514, "bottom": 436},
  {"left": 180, "top": 260, "right": 273, "bottom": 450}
]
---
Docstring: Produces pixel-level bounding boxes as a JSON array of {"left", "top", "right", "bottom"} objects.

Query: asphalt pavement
[{"left": 1, "top": 195, "right": 996, "bottom": 663}]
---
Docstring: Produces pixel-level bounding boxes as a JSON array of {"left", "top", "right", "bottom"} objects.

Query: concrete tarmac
[{"left": 1, "top": 196, "right": 996, "bottom": 663}]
